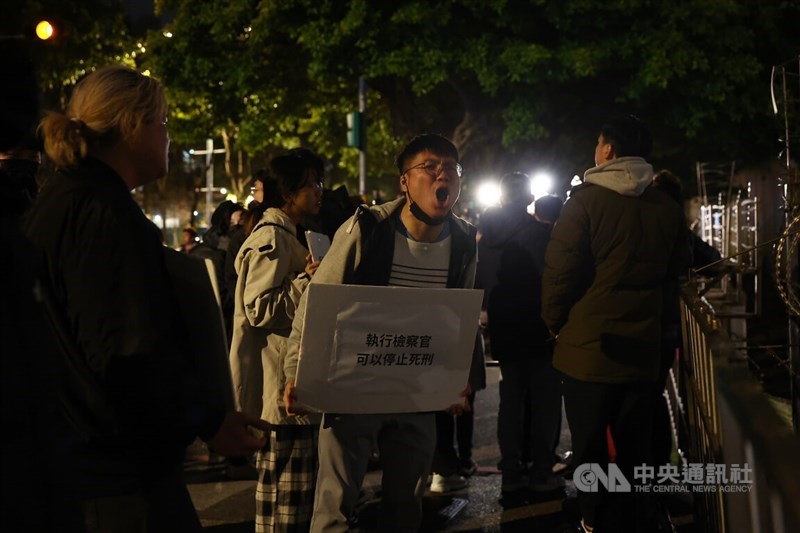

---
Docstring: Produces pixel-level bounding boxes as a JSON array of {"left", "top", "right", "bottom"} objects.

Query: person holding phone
[{"left": 229, "top": 148, "right": 324, "bottom": 532}]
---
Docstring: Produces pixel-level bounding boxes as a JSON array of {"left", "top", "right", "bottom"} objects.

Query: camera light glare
[
  {"left": 531, "top": 172, "right": 553, "bottom": 199},
  {"left": 475, "top": 181, "right": 501, "bottom": 207}
]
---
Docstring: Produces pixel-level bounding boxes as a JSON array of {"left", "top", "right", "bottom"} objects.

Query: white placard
[{"left": 295, "top": 283, "right": 483, "bottom": 413}]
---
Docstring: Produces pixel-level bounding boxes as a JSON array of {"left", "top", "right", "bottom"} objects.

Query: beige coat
[{"left": 229, "top": 208, "right": 319, "bottom": 426}]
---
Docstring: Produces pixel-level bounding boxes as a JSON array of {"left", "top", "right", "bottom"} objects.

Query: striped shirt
[{"left": 388, "top": 231, "right": 450, "bottom": 288}]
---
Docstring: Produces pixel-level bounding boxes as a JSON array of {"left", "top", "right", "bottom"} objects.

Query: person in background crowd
[
  {"left": 24, "top": 64, "right": 269, "bottom": 532},
  {"left": 283, "top": 134, "right": 483, "bottom": 533},
  {"left": 231, "top": 205, "right": 244, "bottom": 227},
  {"left": 199, "top": 200, "right": 244, "bottom": 343},
  {"left": 225, "top": 172, "right": 267, "bottom": 321},
  {"left": 542, "top": 115, "right": 684, "bottom": 532},
  {"left": 306, "top": 185, "right": 359, "bottom": 241},
  {"left": 229, "top": 149, "right": 323, "bottom": 532},
  {"left": 480, "top": 174, "right": 564, "bottom": 495},
  {"left": 180, "top": 226, "right": 199, "bottom": 254},
  {"left": 652, "top": 169, "right": 722, "bottom": 270},
  {"left": 650, "top": 169, "right": 718, "bottom": 468},
  {"left": 205, "top": 199, "right": 243, "bottom": 253}
]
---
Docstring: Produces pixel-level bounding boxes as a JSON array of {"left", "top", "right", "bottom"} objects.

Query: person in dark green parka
[{"left": 541, "top": 115, "right": 685, "bottom": 533}]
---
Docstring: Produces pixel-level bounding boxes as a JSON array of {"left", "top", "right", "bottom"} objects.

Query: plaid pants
[{"left": 256, "top": 424, "right": 319, "bottom": 533}]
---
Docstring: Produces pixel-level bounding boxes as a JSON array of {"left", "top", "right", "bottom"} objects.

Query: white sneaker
[{"left": 429, "top": 473, "right": 468, "bottom": 493}]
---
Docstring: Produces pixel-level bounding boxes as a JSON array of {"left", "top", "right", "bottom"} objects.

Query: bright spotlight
[
  {"left": 531, "top": 172, "right": 553, "bottom": 199},
  {"left": 475, "top": 181, "right": 501, "bottom": 207}
]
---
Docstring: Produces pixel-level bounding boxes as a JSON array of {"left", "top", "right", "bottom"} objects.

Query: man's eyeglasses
[
  {"left": 402, "top": 159, "right": 463, "bottom": 178},
  {"left": 250, "top": 186, "right": 263, "bottom": 194}
]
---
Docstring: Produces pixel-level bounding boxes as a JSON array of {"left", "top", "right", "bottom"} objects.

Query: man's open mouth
[{"left": 435, "top": 188, "right": 449, "bottom": 203}]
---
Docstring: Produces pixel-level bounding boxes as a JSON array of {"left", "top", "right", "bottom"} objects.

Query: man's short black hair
[
  {"left": 500, "top": 172, "right": 532, "bottom": 205},
  {"left": 534, "top": 195, "right": 563, "bottom": 223},
  {"left": 652, "top": 169, "right": 683, "bottom": 205},
  {"left": 395, "top": 133, "right": 459, "bottom": 175},
  {"left": 600, "top": 114, "right": 652, "bottom": 158}
]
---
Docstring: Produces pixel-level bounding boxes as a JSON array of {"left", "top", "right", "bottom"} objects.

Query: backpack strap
[
  {"left": 250, "top": 221, "right": 296, "bottom": 253},
  {"left": 348, "top": 205, "right": 395, "bottom": 285},
  {"left": 252, "top": 221, "right": 293, "bottom": 235}
]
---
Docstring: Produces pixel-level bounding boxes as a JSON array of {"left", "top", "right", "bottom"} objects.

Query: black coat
[
  {"left": 24, "top": 158, "right": 224, "bottom": 497},
  {"left": 478, "top": 207, "right": 553, "bottom": 359}
]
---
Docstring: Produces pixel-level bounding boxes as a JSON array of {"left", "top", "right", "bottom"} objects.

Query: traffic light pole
[{"left": 358, "top": 76, "right": 367, "bottom": 196}]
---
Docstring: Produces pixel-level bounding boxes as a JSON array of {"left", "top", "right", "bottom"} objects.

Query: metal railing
[{"left": 678, "top": 284, "right": 800, "bottom": 532}]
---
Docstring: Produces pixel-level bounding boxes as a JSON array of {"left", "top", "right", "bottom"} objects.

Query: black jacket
[
  {"left": 478, "top": 207, "right": 553, "bottom": 359},
  {"left": 24, "top": 158, "right": 224, "bottom": 497}
]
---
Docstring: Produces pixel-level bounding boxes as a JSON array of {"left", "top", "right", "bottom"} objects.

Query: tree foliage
[
  {"left": 148, "top": 0, "right": 799, "bottom": 194},
  {"left": 7, "top": 0, "right": 137, "bottom": 110},
  {"left": 17, "top": 0, "right": 798, "bottom": 197}
]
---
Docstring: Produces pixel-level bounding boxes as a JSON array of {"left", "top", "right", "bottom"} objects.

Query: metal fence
[{"left": 678, "top": 285, "right": 800, "bottom": 532}]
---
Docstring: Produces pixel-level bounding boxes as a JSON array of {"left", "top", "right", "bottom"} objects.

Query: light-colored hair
[{"left": 39, "top": 65, "right": 167, "bottom": 168}]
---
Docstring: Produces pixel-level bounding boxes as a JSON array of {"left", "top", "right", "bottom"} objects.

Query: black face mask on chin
[{"left": 406, "top": 187, "right": 449, "bottom": 226}]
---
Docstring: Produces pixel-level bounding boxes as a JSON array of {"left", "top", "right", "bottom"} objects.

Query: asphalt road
[{"left": 186, "top": 367, "right": 694, "bottom": 532}]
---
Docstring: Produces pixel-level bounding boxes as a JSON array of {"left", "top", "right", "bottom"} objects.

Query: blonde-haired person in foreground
[{"left": 24, "top": 65, "right": 270, "bottom": 533}]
